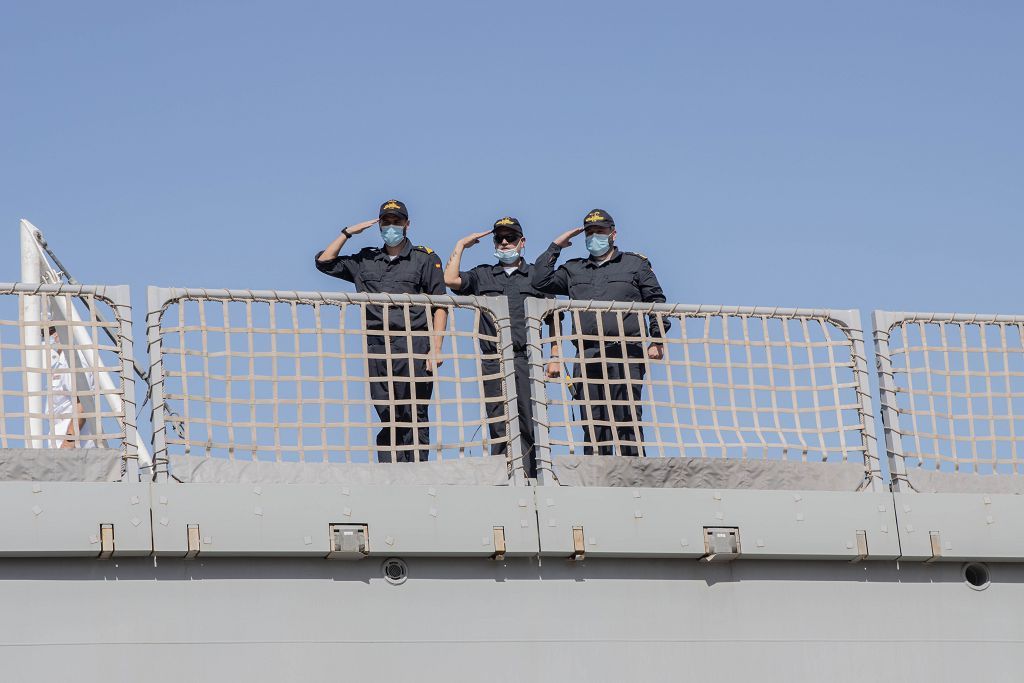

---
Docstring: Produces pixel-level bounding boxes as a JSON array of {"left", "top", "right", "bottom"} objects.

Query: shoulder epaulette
[
  {"left": 414, "top": 245, "right": 435, "bottom": 254},
  {"left": 626, "top": 251, "right": 650, "bottom": 261}
]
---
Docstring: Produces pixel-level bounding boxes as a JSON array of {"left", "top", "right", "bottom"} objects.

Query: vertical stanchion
[
  {"left": 19, "top": 220, "right": 44, "bottom": 448},
  {"left": 525, "top": 298, "right": 557, "bottom": 486},
  {"left": 873, "top": 310, "right": 910, "bottom": 492}
]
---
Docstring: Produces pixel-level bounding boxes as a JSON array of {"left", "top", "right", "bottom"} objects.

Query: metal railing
[
  {"left": 0, "top": 283, "right": 137, "bottom": 468},
  {"left": 146, "top": 287, "right": 522, "bottom": 478},
  {"left": 526, "top": 299, "right": 881, "bottom": 488},
  {"left": 874, "top": 310, "right": 1024, "bottom": 491}
]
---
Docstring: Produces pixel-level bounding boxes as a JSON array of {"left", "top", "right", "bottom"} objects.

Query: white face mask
[
  {"left": 494, "top": 247, "right": 521, "bottom": 264},
  {"left": 585, "top": 233, "right": 611, "bottom": 257},
  {"left": 381, "top": 225, "right": 405, "bottom": 247}
]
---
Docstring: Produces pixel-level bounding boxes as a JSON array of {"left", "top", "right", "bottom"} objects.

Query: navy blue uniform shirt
[
  {"left": 315, "top": 240, "right": 445, "bottom": 332},
  {"left": 531, "top": 243, "right": 670, "bottom": 340},
  {"left": 452, "top": 261, "right": 554, "bottom": 353}
]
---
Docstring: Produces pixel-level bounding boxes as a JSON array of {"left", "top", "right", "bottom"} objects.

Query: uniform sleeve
[
  {"left": 637, "top": 258, "right": 672, "bottom": 338},
  {"left": 314, "top": 250, "right": 358, "bottom": 283},
  {"left": 531, "top": 242, "right": 571, "bottom": 295},
  {"left": 422, "top": 253, "right": 446, "bottom": 295},
  {"left": 452, "top": 268, "right": 480, "bottom": 296}
]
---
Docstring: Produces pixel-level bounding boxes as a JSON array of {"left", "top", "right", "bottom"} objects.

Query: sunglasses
[{"left": 493, "top": 233, "right": 522, "bottom": 246}]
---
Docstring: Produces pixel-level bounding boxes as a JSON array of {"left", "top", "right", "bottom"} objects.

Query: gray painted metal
[
  {"left": 0, "top": 557, "right": 1020, "bottom": 682},
  {"left": 894, "top": 491, "right": 1024, "bottom": 561},
  {"left": 151, "top": 483, "right": 539, "bottom": 557},
  {"left": 12, "top": 479, "right": 1024, "bottom": 562},
  {"left": 0, "top": 482, "right": 151, "bottom": 556},
  {"left": 535, "top": 486, "right": 901, "bottom": 560}
]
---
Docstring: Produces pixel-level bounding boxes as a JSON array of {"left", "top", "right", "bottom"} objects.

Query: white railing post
[{"left": 19, "top": 219, "right": 44, "bottom": 448}]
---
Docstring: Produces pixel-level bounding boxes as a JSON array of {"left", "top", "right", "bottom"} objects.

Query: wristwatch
[{"left": 340, "top": 227, "right": 352, "bottom": 238}]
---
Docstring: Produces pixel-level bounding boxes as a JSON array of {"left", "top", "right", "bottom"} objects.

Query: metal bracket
[
  {"left": 185, "top": 525, "right": 201, "bottom": 560},
  {"left": 327, "top": 523, "right": 369, "bottom": 560},
  {"left": 924, "top": 531, "right": 942, "bottom": 564},
  {"left": 98, "top": 524, "right": 115, "bottom": 560},
  {"left": 849, "top": 530, "right": 869, "bottom": 563},
  {"left": 491, "top": 527, "right": 507, "bottom": 560},
  {"left": 569, "top": 526, "right": 585, "bottom": 561},
  {"left": 701, "top": 527, "right": 740, "bottom": 562}
]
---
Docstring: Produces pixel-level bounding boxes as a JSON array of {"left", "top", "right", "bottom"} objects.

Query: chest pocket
[
  {"left": 358, "top": 274, "right": 383, "bottom": 292},
  {"left": 604, "top": 275, "right": 640, "bottom": 301},
  {"left": 568, "top": 274, "right": 594, "bottom": 299},
  {"left": 477, "top": 284, "right": 507, "bottom": 297}
]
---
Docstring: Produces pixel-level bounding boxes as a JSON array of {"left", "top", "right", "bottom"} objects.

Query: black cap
[
  {"left": 583, "top": 209, "right": 614, "bottom": 229},
  {"left": 379, "top": 199, "right": 409, "bottom": 220},
  {"left": 492, "top": 216, "right": 523, "bottom": 235}
]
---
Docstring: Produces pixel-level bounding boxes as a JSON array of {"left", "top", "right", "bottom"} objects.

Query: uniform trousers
[
  {"left": 482, "top": 353, "right": 536, "bottom": 476},
  {"left": 573, "top": 342, "right": 647, "bottom": 457},
  {"left": 367, "top": 334, "right": 433, "bottom": 462}
]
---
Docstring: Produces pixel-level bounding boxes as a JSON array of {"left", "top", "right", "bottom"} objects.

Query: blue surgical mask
[
  {"left": 381, "top": 225, "right": 405, "bottom": 247},
  {"left": 494, "top": 247, "right": 520, "bottom": 264},
  {"left": 585, "top": 233, "right": 611, "bottom": 257}
]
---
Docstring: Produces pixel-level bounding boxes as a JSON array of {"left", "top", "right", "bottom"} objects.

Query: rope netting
[
  {"left": 528, "top": 301, "right": 879, "bottom": 479},
  {"left": 0, "top": 285, "right": 133, "bottom": 455},
  {"left": 147, "top": 289, "right": 521, "bottom": 468},
  {"left": 876, "top": 313, "right": 1024, "bottom": 477}
]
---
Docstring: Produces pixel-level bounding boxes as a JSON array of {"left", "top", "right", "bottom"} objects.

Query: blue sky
[{"left": 2, "top": 1, "right": 1022, "bottom": 316}]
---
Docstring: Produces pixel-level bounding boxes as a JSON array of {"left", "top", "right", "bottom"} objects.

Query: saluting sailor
[
  {"left": 532, "top": 209, "right": 669, "bottom": 457},
  {"left": 315, "top": 199, "right": 447, "bottom": 463},
  {"left": 444, "top": 216, "right": 561, "bottom": 477}
]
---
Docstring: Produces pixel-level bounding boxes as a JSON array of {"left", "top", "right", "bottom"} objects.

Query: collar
[
  {"left": 376, "top": 239, "right": 413, "bottom": 261},
  {"left": 491, "top": 259, "right": 529, "bottom": 275},
  {"left": 585, "top": 247, "right": 621, "bottom": 268}
]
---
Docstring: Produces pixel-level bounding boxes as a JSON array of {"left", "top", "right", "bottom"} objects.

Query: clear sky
[{"left": 3, "top": 1, "right": 1022, "bottom": 315}]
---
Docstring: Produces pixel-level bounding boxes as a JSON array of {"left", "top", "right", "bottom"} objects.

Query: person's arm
[
  {"left": 531, "top": 227, "right": 582, "bottom": 294},
  {"left": 637, "top": 258, "right": 669, "bottom": 360},
  {"left": 60, "top": 399, "right": 87, "bottom": 449},
  {"left": 430, "top": 308, "right": 448, "bottom": 373},
  {"left": 314, "top": 218, "right": 378, "bottom": 279},
  {"left": 423, "top": 252, "right": 448, "bottom": 372},
  {"left": 444, "top": 230, "right": 491, "bottom": 291},
  {"left": 545, "top": 311, "right": 561, "bottom": 378}
]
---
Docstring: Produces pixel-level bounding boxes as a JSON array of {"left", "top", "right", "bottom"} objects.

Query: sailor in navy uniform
[
  {"left": 444, "top": 216, "right": 560, "bottom": 477},
  {"left": 315, "top": 199, "right": 447, "bottom": 462},
  {"left": 532, "top": 209, "right": 669, "bottom": 457}
]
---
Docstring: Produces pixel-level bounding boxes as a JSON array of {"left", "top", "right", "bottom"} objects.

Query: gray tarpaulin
[
  {"left": 551, "top": 456, "right": 870, "bottom": 491},
  {"left": 169, "top": 455, "right": 512, "bottom": 485},
  {"left": 0, "top": 448, "right": 123, "bottom": 482}
]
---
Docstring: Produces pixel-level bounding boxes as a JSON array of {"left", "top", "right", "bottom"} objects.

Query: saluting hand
[
  {"left": 554, "top": 226, "right": 585, "bottom": 248},
  {"left": 457, "top": 230, "right": 492, "bottom": 249},
  {"left": 346, "top": 218, "right": 379, "bottom": 235},
  {"left": 647, "top": 343, "right": 665, "bottom": 361}
]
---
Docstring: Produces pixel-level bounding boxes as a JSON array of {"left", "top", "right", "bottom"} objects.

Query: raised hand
[
  {"left": 346, "top": 218, "right": 379, "bottom": 234},
  {"left": 458, "top": 230, "right": 493, "bottom": 249},
  {"left": 554, "top": 226, "right": 585, "bottom": 247}
]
